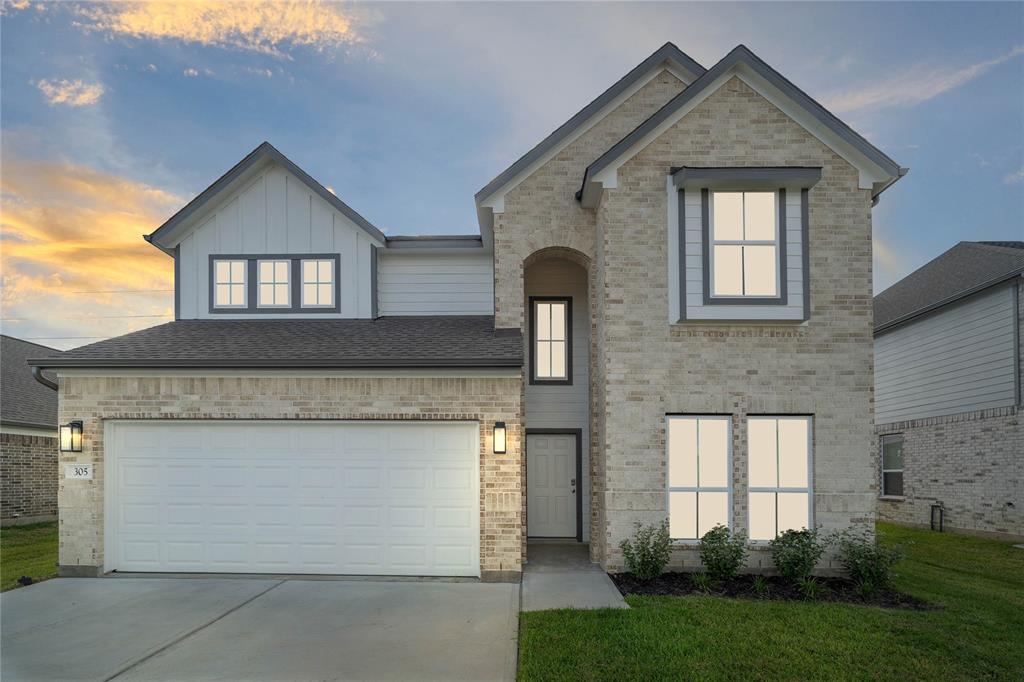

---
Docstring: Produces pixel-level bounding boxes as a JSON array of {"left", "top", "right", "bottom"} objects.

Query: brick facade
[
  {"left": 56, "top": 374, "right": 523, "bottom": 580},
  {"left": 1, "top": 432, "right": 58, "bottom": 524}
]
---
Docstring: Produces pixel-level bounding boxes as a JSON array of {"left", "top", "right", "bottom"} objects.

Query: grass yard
[
  {"left": 1, "top": 521, "right": 58, "bottom": 592},
  {"left": 518, "top": 523, "right": 1024, "bottom": 681}
]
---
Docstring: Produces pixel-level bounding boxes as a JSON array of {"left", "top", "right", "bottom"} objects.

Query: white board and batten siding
[
  {"left": 377, "top": 252, "right": 494, "bottom": 316},
  {"left": 875, "top": 283, "right": 1020, "bottom": 425},
  {"left": 177, "top": 164, "right": 380, "bottom": 319}
]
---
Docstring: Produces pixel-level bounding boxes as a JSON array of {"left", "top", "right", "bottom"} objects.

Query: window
[
  {"left": 667, "top": 416, "right": 731, "bottom": 540},
  {"left": 748, "top": 416, "right": 812, "bottom": 541},
  {"left": 257, "top": 260, "right": 290, "bottom": 307},
  {"left": 302, "top": 259, "right": 334, "bottom": 307},
  {"left": 710, "top": 191, "right": 778, "bottom": 297},
  {"left": 531, "top": 298, "right": 571, "bottom": 383},
  {"left": 213, "top": 259, "right": 247, "bottom": 308},
  {"left": 881, "top": 435, "right": 904, "bottom": 497}
]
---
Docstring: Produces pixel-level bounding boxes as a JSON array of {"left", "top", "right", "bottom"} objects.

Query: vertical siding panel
[
  {"left": 240, "top": 175, "right": 267, "bottom": 253},
  {"left": 286, "top": 174, "right": 311, "bottom": 252},
  {"left": 265, "top": 168, "right": 287, "bottom": 252},
  {"left": 194, "top": 217, "right": 217, "bottom": 319},
  {"left": 218, "top": 196, "right": 241, "bottom": 252},
  {"left": 357, "top": 236, "right": 371, "bottom": 318},
  {"left": 178, "top": 233, "right": 198, "bottom": 319},
  {"left": 338, "top": 220, "right": 359, "bottom": 317},
  {"left": 310, "top": 196, "right": 333, "bottom": 252}
]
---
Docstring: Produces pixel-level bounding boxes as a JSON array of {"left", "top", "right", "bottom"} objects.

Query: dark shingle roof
[
  {"left": 874, "top": 241, "right": 1024, "bottom": 333},
  {"left": 1, "top": 335, "right": 60, "bottom": 429},
  {"left": 27, "top": 317, "right": 522, "bottom": 369}
]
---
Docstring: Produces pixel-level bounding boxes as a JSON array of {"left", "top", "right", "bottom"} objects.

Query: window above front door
[{"left": 530, "top": 297, "right": 572, "bottom": 385}]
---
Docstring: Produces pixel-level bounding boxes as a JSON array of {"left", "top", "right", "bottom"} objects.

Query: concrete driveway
[{"left": 1, "top": 577, "right": 519, "bottom": 681}]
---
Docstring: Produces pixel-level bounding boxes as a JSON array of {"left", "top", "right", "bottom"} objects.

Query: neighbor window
[
  {"left": 257, "top": 260, "right": 290, "bottom": 307},
  {"left": 213, "top": 259, "right": 247, "bottom": 308},
  {"left": 667, "top": 415, "right": 731, "bottom": 540},
  {"left": 302, "top": 259, "right": 334, "bottom": 307},
  {"left": 748, "top": 416, "right": 812, "bottom": 541},
  {"left": 881, "top": 435, "right": 904, "bottom": 497},
  {"left": 531, "top": 298, "right": 570, "bottom": 383},
  {"left": 710, "top": 191, "right": 778, "bottom": 297}
]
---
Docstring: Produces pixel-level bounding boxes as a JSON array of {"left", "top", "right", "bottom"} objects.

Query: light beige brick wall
[
  {"left": 56, "top": 374, "right": 523, "bottom": 580},
  {"left": 594, "top": 76, "right": 876, "bottom": 572}
]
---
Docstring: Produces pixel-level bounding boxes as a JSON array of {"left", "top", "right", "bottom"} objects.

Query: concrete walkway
[{"left": 521, "top": 542, "right": 628, "bottom": 612}]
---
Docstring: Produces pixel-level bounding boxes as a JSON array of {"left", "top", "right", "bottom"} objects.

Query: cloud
[
  {"left": 74, "top": 1, "right": 363, "bottom": 58},
  {"left": 0, "top": 154, "right": 182, "bottom": 348},
  {"left": 824, "top": 45, "right": 1024, "bottom": 113},
  {"left": 34, "top": 78, "right": 105, "bottom": 107},
  {"left": 1003, "top": 168, "right": 1024, "bottom": 185}
]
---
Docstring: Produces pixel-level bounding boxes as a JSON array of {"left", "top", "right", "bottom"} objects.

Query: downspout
[{"left": 31, "top": 366, "right": 58, "bottom": 391}]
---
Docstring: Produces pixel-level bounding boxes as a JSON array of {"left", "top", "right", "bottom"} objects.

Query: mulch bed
[{"left": 609, "top": 572, "right": 938, "bottom": 610}]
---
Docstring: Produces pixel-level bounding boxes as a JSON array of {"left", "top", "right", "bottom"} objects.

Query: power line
[
  {"left": 21, "top": 336, "right": 109, "bottom": 340},
  {"left": 65, "top": 289, "right": 173, "bottom": 294},
  {"left": 2, "top": 314, "right": 172, "bottom": 321}
]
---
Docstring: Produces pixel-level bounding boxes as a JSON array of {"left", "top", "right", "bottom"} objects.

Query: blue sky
[{"left": 1, "top": 1, "right": 1022, "bottom": 347}]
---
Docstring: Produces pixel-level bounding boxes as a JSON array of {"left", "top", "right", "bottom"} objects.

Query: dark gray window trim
[
  {"left": 526, "top": 428, "right": 584, "bottom": 542},
  {"left": 370, "top": 245, "right": 379, "bottom": 319},
  {"left": 673, "top": 166, "right": 822, "bottom": 189},
  {"left": 701, "top": 188, "right": 788, "bottom": 306},
  {"left": 173, "top": 245, "right": 181, "bottom": 321},
  {"left": 208, "top": 253, "right": 341, "bottom": 314},
  {"left": 879, "top": 433, "right": 905, "bottom": 498},
  {"left": 528, "top": 296, "right": 573, "bottom": 386},
  {"left": 385, "top": 236, "right": 484, "bottom": 250},
  {"left": 801, "top": 189, "right": 811, "bottom": 322}
]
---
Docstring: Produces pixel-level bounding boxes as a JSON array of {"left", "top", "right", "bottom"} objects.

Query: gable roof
[
  {"left": 1, "top": 335, "right": 60, "bottom": 430},
  {"left": 874, "top": 241, "right": 1024, "bottom": 334},
  {"left": 578, "top": 44, "right": 907, "bottom": 207},
  {"left": 474, "top": 42, "right": 706, "bottom": 208},
  {"left": 146, "top": 142, "right": 386, "bottom": 253}
]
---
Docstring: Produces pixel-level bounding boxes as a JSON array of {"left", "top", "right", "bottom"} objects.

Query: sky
[{"left": 1, "top": 1, "right": 1022, "bottom": 349}]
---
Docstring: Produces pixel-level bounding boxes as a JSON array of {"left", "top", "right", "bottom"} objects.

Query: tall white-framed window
[
  {"left": 257, "top": 260, "right": 290, "bottom": 308},
  {"left": 301, "top": 259, "right": 334, "bottom": 308},
  {"left": 667, "top": 415, "right": 732, "bottom": 540},
  {"left": 880, "top": 434, "right": 904, "bottom": 497},
  {"left": 531, "top": 297, "right": 571, "bottom": 384},
  {"left": 748, "top": 416, "right": 812, "bottom": 541},
  {"left": 710, "top": 191, "right": 779, "bottom": 297},
  {"left": 213, "top": 259, "right": 247, "bottom": 308}
]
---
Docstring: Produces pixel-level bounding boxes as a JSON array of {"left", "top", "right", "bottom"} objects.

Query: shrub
[
  {"left": 691, "top": 572, "right": 713, "bottom": 593},
  {"left": 619, "top": 520, "right": 671, "bottom": 582},
  {"left": 699, "top": 524, "right": 747, "bottom": 583},
  {"left": 798, "top": 576, "right": 823, "bottom": 600},
  {"left": 751, "top": 575, "right": 769, "bottom": 597},
  {"left": 770, "top": 528, "right": 827, "bottom": 584},
  {"left": 836, "top": 528, "right": 903, "bottom": 589}
]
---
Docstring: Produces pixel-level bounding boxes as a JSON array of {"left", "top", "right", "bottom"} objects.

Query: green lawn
[
  {"left": 518, "top": 523, "right": 1024, "bottom": 681},
  {"left": 1, "top": 521, "right": 58, "bottom": 592}
]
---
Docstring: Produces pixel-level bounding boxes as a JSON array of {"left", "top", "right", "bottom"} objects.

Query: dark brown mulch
[{"left": 609, "top": 572, "right": 938, "bottom": 610}]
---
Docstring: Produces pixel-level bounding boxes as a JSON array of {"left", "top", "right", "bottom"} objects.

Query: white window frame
[
  {"left": 746, "top": 415, "right": 814, "bottom": 543},
  {"left": 880, "top": 434, "right": 904, "bottom": 498},
  {"left": 708, "top": 190, "right": 781, "bottom": 299},
  {"left": 301, "top": 258, "right": 335, "bottom": 308},
  {"left": 257, "top": 259, "right": 291, "bottom": 308},
  {"left": 666, "top": 415, "right": 733, "bottom": 543},
  {"left": 212, "top": 259, "right": 247, "bottom": 309}
]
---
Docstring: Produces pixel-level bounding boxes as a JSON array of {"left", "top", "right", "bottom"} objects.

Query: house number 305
[{"left": 65, "top": 464, "right": 93, "bottom": 480}]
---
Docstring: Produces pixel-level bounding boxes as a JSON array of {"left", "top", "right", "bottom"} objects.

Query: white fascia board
[
  {"left": 55, "top": 368, "right": 522, "bottom": 379},
  {"left": 0, "top": 425, "right": 57, "bottom": 437}
]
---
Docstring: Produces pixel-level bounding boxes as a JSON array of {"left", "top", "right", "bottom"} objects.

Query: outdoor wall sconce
[
  {"left": 60, "top": 420, "right": 83, "bottom": 453},
  {"left": 493, "top": 422, "right": 507, "bottom": 454}
]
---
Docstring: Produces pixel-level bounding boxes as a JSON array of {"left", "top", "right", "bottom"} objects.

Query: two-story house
[{"left": 30, "top": 43, "right": 905, "bottom": 580}]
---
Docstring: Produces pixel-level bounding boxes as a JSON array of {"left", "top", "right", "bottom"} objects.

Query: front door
[{"left": 526, "top": 433, "right": 577, "bottom": 538}]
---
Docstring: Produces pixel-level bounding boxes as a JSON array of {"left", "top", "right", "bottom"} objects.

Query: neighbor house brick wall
[
  {"left": 1, "top": 432, "right": 58, "bottom": 524},
  {"left": 56, "top": 374, "right": 523, "bottom": 579},
  {"left": 593, "top": 76, "right": 876, "bottom": 572}
]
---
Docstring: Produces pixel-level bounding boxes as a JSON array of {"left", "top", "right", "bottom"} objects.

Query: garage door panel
[{"left": 108, "top": 421, "right": 479, "bottom": 576}]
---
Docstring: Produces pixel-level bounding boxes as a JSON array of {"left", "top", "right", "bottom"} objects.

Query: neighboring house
[
  {"left": 1, "top": 335, "right": 60, "bottom": 525},
  {"left": 874, "top": 242, "right": 1023, "bottom": 539},
  {"left": 28, "top": 43, "right": 906, "bottom": 580}
]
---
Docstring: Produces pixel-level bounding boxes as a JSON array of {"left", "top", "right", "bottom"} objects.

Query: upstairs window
[
  {"left": 258, "top": 260, "right": 290, "bottom": 307},
  {"left": 710, "top": 191, "right": 779, "bottom": 298},
  {"left": 302, "top": 259, "right": 334, "bottom": 308},
  {"left": 667, "top": 415, "right": 731, "bottom": 540},
  {"left": 531, "top": 298, "right": 571, "bottom": 384},
  {"left": 213, "top": 259, "right": 247, "bottom": 308},
  {"left": 881, "top": 435, "right": 904, "bottom": 497},
  {"left": 748, "top": 416, "right": 812, "bottom": 541}
]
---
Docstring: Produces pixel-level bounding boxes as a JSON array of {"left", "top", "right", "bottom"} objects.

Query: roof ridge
[{"left": 0, "top": 334, "right": 61, "bottom": 352}]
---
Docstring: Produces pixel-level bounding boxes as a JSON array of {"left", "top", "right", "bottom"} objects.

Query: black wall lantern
[
  {"left": 493, "top": 421, "right": 507, "bottom": 454},
  {"left": 60, "top": 420, "right": 83, "bottom": 453}
]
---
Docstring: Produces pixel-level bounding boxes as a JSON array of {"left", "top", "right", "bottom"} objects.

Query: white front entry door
[
  {"left": 526, "top": 433, "right": 576, "bottom": 537},
  {"left": 105, "top": 420, "right": 479, "bottom": 577}
]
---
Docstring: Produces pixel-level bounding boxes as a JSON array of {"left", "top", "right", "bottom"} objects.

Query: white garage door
[{"left": 105, "top": 421, "right": 479, "bottom": 576}]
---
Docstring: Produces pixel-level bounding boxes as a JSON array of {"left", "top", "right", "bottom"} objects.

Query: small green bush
[
  {"left": 770, "top": 528, "right": 827, "bottom": 584},
  {"left": 836, "top": 528, "right": 903, "bottom": 589},
  {"left": 699, "top": 524, "right": 747, "bottom": 583},
  {"left": 798, "top": 576, "right": 823, "bottom": 600},
  {"left": 691, "top": 572, "right": 713, "bottom": 592},
  {"left": 619, "top": 520, "right": 671, "bottom": 582},
  {"left": 751, "top": 575, "right": 769, "bottom": 596}
]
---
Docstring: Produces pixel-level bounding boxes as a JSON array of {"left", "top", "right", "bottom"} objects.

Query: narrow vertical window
[
  {"left": 748, "top": 416, "right": 812, "bottom": 541},
  {"left": 881, "top": 435, "right": 904, "bottom": 496},
  {"left": 667, "top": 416, "right": 731, "bottom": 540},
  {"left": 258, "top": 260, "right": 290, "bottom": 307},
  {"left": 213, "top": 259, "right": 246, "bottom": 308},
  {"left": 302, "top": 259, "right": 334, "bottom": 307},
  {"left": 710, "top": 191, "right": 778, "bottom": 297},
  {"left": 531, "top": 298, "right": 571, "bottom": 383}
]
